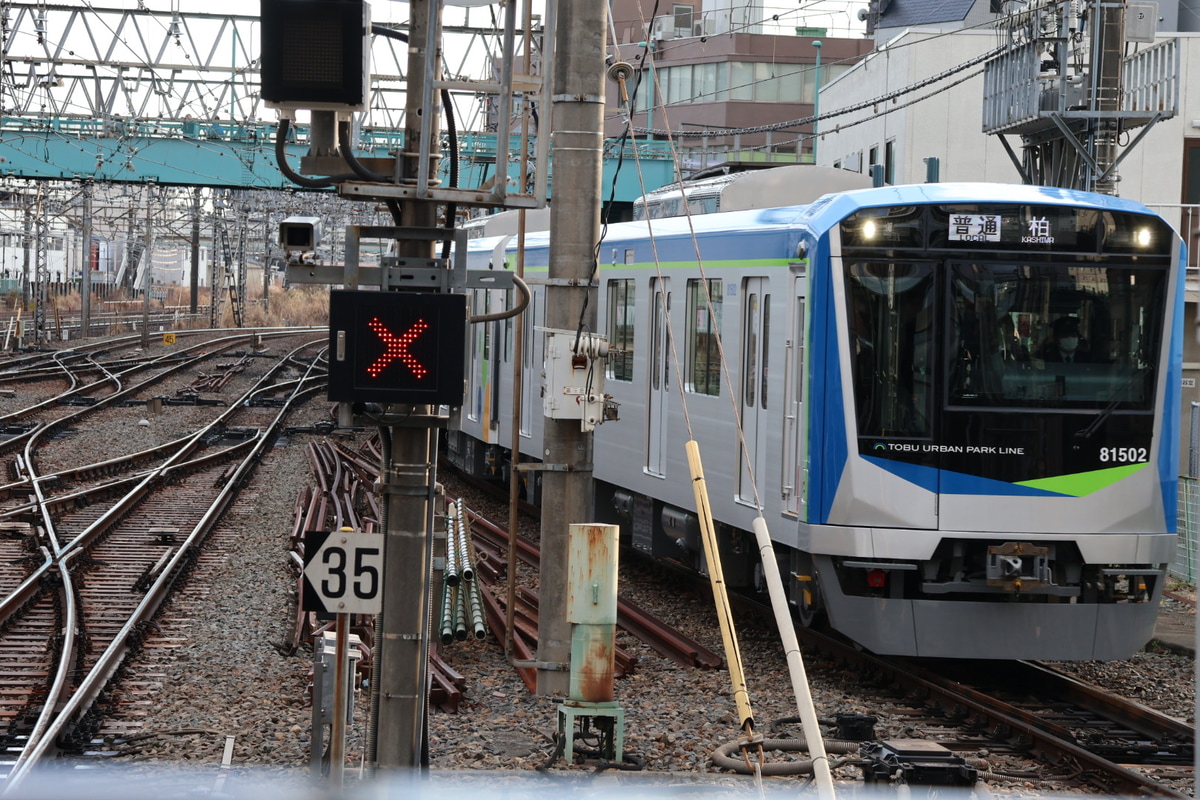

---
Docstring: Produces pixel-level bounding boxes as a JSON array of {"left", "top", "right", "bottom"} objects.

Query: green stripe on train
[{"left": 1016, "top": 462, "right": 1149, "bottom": 496}]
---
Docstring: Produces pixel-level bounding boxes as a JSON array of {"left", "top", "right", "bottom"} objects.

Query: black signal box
[
  {"left": 260, "top": 0, "right": 370, "bottom": 111},
  {"left": 328, "top": 290, "right": 467, "bottom": 406}
]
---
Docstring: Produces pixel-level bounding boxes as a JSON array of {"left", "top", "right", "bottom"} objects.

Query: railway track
[
  {"left": 448, "top": 465, "right": 1194, "bottom": 795},
  {"left": 0, "top": 330, "right": 327, "bottom": 791}
]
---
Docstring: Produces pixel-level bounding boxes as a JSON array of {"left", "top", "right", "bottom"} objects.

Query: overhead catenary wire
[{"left": 632, "top": 42, "right": 1006, "bottom": 138}]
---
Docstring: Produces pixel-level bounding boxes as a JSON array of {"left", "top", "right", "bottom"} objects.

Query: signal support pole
[
  {"left": 373, "top": 0, "right": 442, "bottom": 771},
  {"left": 535, "top": 0, "right": 607, "bottom": 698}
]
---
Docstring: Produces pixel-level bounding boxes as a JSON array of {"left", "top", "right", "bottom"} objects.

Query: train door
[
  {"left": 782, "top": 277, "right": 805, "bottom": 516},
  {"left": 646, "top": 278, "right": 671, "bottom": 477},
  {"left": 465, "top": 289, "right": 486, "bottom": 432},
  {"left": 738, "top": 277, "right": 770, "bottom": 505},
  {"left": 519, "top": 289, "right": 537, "bottom": 438}
]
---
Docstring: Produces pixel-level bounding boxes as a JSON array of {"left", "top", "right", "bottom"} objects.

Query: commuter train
[
  {"left": 444, "top": 182, "right": 1185, "bottom": 660},
  {"left": 633, "top": 164, "right": 870, "bottom": 220}
]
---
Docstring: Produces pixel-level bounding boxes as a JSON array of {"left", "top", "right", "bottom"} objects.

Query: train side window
[
  {"left": 606, "top": 278, "right": 636, "bottom": 382},
  {"left": 761, "top": 296, "right": 770, "bottom": 410},
  {"left": 686, "top": 278, "right": 722, "bottom": 396}
]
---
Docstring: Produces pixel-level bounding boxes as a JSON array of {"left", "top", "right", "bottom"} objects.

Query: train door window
[
  {"left": 845, "top": 261, "right": 936, "bottom": 437},
  {"left": 686, "top": 278, "right": 722, "bottom": 396},
  {"left": 741, "top": 289, "right": 770, "bottom": 410},
  {"left": 520, "top": 289, "right": 538, "bottom": 437},
  {"left": 762, "top": 297, "right": 770, "bottom": 409},
  {"left": 464, "top": 290, "right": 487, "bottom": 423},
  {"left": 743, "top": 291, "right": 759, "bottom": 408},
  {"left": 607, "top": 278, "right": 635, "bottom": 381},
  {"left": 739, "top": 278, "right": 770, "bottom": 505},
  {"left": 647, "top": 279, "right": 672, "bottom": 477}
]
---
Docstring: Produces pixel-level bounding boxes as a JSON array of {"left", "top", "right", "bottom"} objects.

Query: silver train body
[{"left": 445, "top": 182, "right": 1186, "bottom": 660}]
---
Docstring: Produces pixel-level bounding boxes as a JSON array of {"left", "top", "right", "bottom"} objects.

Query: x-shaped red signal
[{"left": 366, "top": 317, "right": 430, "bottom": 379}]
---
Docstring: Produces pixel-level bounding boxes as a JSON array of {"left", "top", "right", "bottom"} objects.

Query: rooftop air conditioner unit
[
  {"left": 651, "top": 16, "right": 675, "bottom": 41},
  {"left": 692, "top": 19, "right": 716, "bottom": 36}
]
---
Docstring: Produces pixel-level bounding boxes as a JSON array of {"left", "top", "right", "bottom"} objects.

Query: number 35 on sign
[{"left": 303, "top": 529, "right": 385, "bottom": 615}]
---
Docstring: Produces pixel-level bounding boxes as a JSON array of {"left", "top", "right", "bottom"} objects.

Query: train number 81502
[{"left": 1099, "top": 447, "right": 1149, "bottom": 463}]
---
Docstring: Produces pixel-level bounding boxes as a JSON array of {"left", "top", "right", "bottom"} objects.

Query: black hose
[
  {"left": 368, "top": 22, "right": 461, "bottom": 259},
  {"left": 709, "top": 737, "right": 860, "bottom": 776},
  {"left": 274, "top": 118, "right": 357, "bottom": 189},
  {"left": 338, "top": 120, "right": 391, "bottom": 183},
  {"left": 469, "top": 274, "right": 531, "bottom": 323}
]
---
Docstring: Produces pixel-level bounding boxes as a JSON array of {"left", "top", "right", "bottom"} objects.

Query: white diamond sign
[{"left": 303, "top": 529, "right": 385, "bottom": 615}]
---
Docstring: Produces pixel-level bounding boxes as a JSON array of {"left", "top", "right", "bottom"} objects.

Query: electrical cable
[
  {"left": 468, "top": 274, "right": 531, "bottom": 323},
  {"left": 274, "top": 118, "right": 355, "bottom": 189},
  {"left": 633, "top": 43, "right": 1006, "bottom": 138}
]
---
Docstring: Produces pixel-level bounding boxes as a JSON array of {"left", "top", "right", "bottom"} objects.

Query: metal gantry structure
[
  {"left": 0, "top": 0, "right": 546, "bottom": 340},
  {"left": 982, "top": 0, "right": 1179, "bottom": 193}
]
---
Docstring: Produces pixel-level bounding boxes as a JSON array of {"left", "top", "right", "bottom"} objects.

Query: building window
[
  {"left": 884, "top": 140, "right": 896, "bottom": 185},
  {"left": 672, "top": 4, "right": 694, "bottom": 35},
  {"left": 607, "top": 279, "right": 636, "bottom": 382},
  {"left": 687, "top": 278, "right": 722, "bottom": 396}
]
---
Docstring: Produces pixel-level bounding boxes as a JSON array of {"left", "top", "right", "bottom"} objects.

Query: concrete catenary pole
[
  {"left": 373, "top": 0, "right": 441, "bottom": 769},
  {"left": 536, "top": 0, "right": 606, "bottom": 697}
]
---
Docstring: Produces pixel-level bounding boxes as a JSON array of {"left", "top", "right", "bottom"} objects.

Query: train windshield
[
  {"left": 847, "top": 261, "right": 936, "bottom": 437},
  {"left": 946, "top": 262, "right": 1165, "bottom": 410},
  {"left": 845, "top": 258, "right": 1167, "bottom": 436}
]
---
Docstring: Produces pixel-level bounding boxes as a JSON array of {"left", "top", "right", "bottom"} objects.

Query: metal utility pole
[
  {"left": 21, "top": 200, "right": 31, "bottom": 318},
  {"left": 263, "top": 216, "right": 271, "bottom": 313},
  {"left": 191, "top": 187, "right": 201, "bottom": 314},
  {"left": 373, "top": 0, "right": 441, "bottom": 769},
  {"left": 80, "top": 182, "right": 91, "bottom": 339},
  {"left": 265, "top": 0, "right": 553, "bottom": 777},
  {"left": 535, "top": 0, "right": 606, "bottom": 698},
  {"left": 141, "top": 187, "right": 152, "bottom": 349},
  {"left": 981, "top": 0, "right": 1178, "bottom": 193}
]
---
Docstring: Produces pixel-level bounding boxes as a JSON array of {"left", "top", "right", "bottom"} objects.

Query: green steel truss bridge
[{"left": 0, "top": 1, "right": 674, "bottom": 198}]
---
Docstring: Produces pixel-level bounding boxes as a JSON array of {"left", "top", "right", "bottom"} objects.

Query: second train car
[{"left": 445, "top": 182, "right": 1185, "bottom": 660}]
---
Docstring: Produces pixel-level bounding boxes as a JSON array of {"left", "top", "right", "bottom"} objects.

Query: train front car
[{"left": 801, "top": 183, "right": 1184, "bottom": 660}]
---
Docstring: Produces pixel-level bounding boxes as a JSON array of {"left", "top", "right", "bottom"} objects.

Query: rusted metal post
[{"left": 558, "top": 523, "right": 623, "bottom": 762}]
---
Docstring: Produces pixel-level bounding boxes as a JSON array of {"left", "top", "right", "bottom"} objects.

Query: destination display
[{"left": 840, "top": 204, "right": 1174, "bottom": 257}]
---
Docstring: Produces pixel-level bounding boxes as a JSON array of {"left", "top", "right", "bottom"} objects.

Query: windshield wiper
[{"left": 1073, "top": 366, "right": 1151, "bottom": 442}]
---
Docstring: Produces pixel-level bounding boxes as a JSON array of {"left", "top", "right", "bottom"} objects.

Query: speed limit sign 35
[{"left": 303, "top": 529, "right": 385, "bottom": 615}]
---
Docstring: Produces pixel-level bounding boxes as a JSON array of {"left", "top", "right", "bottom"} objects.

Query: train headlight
[
  {"left": 1134, "top": 227, "right": 1152, "bottom": 247},
  {"left": 862, "top": 219, "right": 877, "bottom": 240}
]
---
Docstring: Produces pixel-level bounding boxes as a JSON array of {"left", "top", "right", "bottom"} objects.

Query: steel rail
[
  {"left": 0, "top": 328, "right": 317, "bottom": 432},
  {"left": 789, "top": 623, "right": 1191, "bottom": 798},
  {"left": 462, "top": 497, "right": 723, "bottom": 671},
  {"left": 0, "top": 339, "right": 327, "bottom": 793}
]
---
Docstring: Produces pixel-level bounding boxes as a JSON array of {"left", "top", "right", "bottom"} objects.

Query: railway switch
[{"left": 862, "top": 739, "right": 978, "bottom": 786}]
